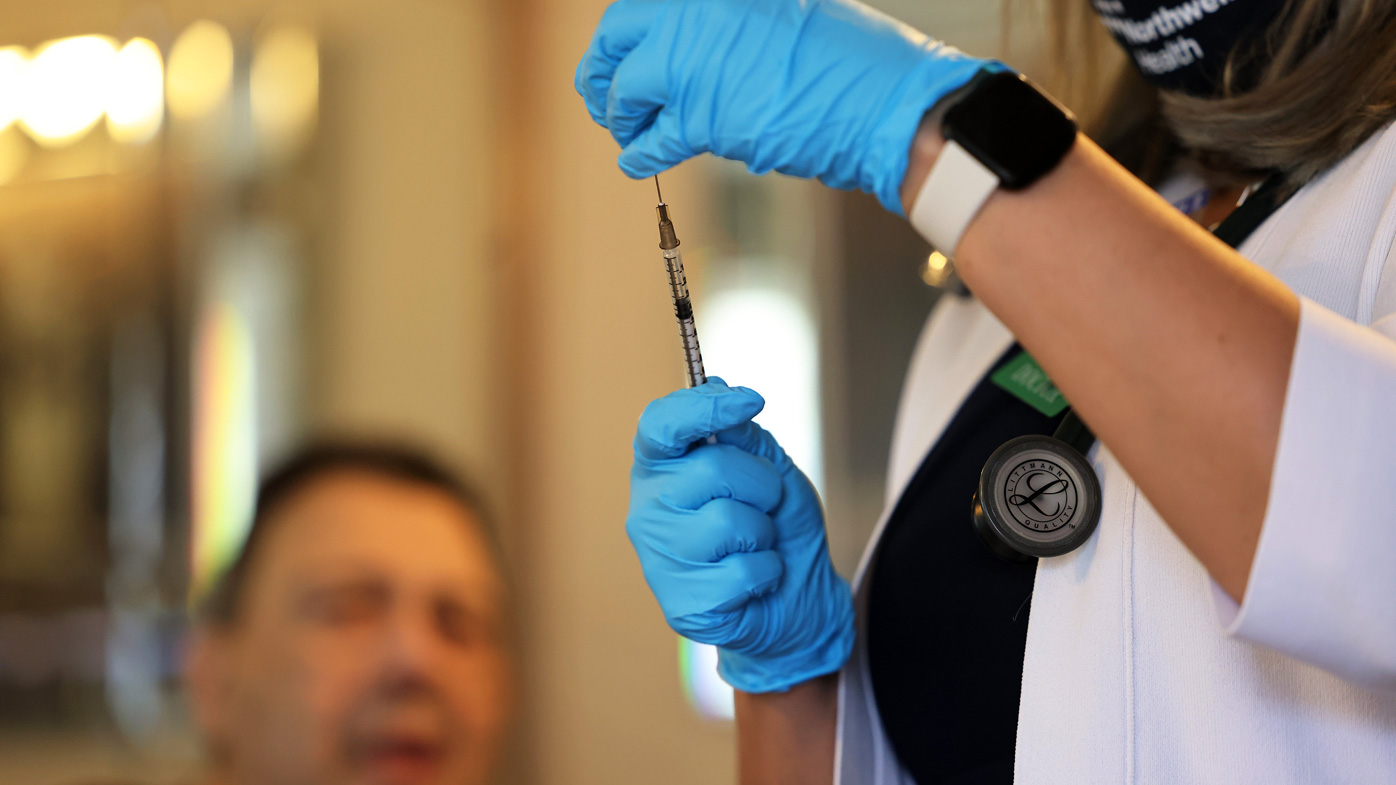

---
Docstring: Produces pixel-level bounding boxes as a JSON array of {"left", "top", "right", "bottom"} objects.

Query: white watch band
[{"left": 908, "top": 139, "right": 1000, "bottom": 258}]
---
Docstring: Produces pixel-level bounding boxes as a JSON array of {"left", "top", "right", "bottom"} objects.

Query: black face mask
[{"left": 1091, "top": 0, "right": 1286, "bottom": 96}]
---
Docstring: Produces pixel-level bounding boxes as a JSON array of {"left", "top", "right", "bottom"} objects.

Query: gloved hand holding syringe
[{"left": 630, "top": 174, "right": 853, "bottom": 695}]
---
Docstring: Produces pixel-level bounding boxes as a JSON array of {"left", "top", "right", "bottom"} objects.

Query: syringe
[{"left": 655, "top": 176, "right": 708, "bottom": 389}]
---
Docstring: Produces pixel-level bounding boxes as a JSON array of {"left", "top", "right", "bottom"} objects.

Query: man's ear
[{"left": 184, "top": 625, "right": 236, "bottom": 760}]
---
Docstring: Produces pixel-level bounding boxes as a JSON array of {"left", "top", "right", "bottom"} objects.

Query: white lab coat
[{"left": 836, "top": 118, "right": 1396, "bottom": 784}]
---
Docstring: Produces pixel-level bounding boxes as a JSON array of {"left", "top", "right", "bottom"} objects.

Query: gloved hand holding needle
[{"left": 574, "top": 0, "right": 992, "bottom": 215}]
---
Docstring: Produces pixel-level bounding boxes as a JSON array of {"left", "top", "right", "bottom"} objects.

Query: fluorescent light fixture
[
  {"left": 251, "top": 25, "right": 318, "bottom": 158},
  {"left": 106, "top": 38, "right": 164, "bottom": 144},
  {"left": 19, "top": 35, "right": 118, "bottom": 147},
  {"left": 0, "top": 47, "right": 28, "bottom": 133},
  {"left": 166, "top": 21, "right": 234, "bottom": 120}
]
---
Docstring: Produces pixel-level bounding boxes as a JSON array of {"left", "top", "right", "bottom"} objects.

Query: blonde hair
[{"left": 1034, "top": 0, "right": 1396, "bottom": 187}]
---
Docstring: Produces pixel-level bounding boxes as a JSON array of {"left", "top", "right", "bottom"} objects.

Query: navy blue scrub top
[{"left": 867, "top": 342, "right": 1066, "bottom": 785}]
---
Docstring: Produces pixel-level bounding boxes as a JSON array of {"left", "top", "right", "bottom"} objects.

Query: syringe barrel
[{"left": 663, "top": 246, "right": 707, "bottom": 388}]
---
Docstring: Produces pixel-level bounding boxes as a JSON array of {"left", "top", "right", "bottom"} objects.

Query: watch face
[
  {"left": 978, "top": 435, "right": 1101, "bottom": 558},
  {"left": 943, "top": 72, "right": 1079, "bottom": 189}
]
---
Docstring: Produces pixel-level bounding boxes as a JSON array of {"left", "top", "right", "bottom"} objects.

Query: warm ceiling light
[
  {"left": 107, "top": 38, "right": 164, "bottom": 144},
  {"left": 250, "top": 25, "right": 318, "bottom": 158},
  {"left": 19, "top": 35, "right": 118, "bottom": 147},
  {"left": 920, "top": 251, "right": 954, "bottom": 288},
  {"left": 0, "top": 47, "right": 27, "bottom": 133},
  {"left": 166, "top": 20, "right": 234, "bottom": 120}
]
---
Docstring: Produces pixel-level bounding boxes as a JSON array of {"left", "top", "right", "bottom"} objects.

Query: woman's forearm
[
  {"left": 736, "top": 675, "right": 838, "bottom": 785},
  {"left": 903, "top": 126, "right": 1300, "bottom": 601}
]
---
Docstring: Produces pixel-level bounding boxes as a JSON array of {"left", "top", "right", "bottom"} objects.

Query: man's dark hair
[{"left": 198, "top": 441, "right": 496, "bottom": 627}]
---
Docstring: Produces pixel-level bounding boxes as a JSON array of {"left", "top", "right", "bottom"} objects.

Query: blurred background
[{"left": 0, "top": 1, "right": 1061, "bottom": 783}]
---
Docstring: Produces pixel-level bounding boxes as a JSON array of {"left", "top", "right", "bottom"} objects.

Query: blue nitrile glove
[
  {"left": 575, "top": 0, "right": 993, "bottom": 215},
  {"left": 627, "top": 378, "right": 854, "bottom": 693}
]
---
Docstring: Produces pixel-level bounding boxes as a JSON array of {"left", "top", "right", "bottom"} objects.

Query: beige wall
[{"left": 307, "top": 0, "right": 498, "bottom": 492}]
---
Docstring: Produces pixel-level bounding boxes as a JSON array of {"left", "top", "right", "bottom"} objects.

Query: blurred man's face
[{"left": 190, "top": 471, "right": 513, "bottom": 785}]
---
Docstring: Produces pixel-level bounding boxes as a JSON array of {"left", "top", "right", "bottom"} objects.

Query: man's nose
[{"left": 381, "top": 604, "right": 448, "bottom": 677}]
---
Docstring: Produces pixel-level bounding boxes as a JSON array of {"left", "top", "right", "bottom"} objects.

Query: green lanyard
[{"left": 991, "top": 352, "right": 1068, "bottom": 417}]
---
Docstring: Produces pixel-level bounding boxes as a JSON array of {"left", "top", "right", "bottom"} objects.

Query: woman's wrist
[
  {"left": 736, "top": 674, "right": 838, "bottom": 785},
  {"left": 899, "top": 110, "right": 948, "bottom": 216}
]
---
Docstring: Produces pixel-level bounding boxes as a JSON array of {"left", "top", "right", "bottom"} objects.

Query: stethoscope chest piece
[{"left": 972, "top": 433, "right": 1102, "bottom": 562}]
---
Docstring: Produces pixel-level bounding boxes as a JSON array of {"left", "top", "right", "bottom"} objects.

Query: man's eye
[
  {"left": 436, "top": 601, "right": 491, "bottom": 646},
  {"left": 304, "top": 586, "right": 388, "bottom": 624}
]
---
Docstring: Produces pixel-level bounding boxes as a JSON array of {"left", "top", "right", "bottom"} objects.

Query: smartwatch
[{"left": 909, "top": 70, "right": 1078, "bottom": 256}]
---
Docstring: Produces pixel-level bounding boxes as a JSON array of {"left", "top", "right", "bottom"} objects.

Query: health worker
[{"left": 576, "top": 0, "right": 1396, "bottom": 783}]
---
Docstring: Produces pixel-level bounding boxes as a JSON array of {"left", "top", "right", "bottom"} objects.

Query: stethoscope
[
  {"left": 972, "top": 410, "right": 1101, "bottom": 561},
  {"left": 968, "top": 174, "right": 1295, "bottom": 562}
]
